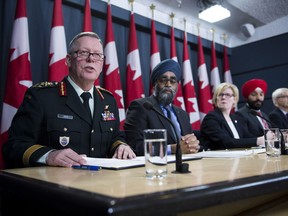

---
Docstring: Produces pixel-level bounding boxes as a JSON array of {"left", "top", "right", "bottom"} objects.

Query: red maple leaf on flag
[
  {"left": 48, "top": 0, "right": 68, "bottom": 82},
  {"left": 125, "top": 12, "right": 144, "bottom": 108},
  {"left": 103, "top": 4, "right": 125, "bottom": 129},
  {"left": 83, "top": 0, "right": 92, "bottom": 32},
  {"left": 170, "top": 26, "right": 185, "bottom": 110},
  {"left": 210, "top": 41, "right": 221, "bottom": 94},
  {"left": 0, "top": 0, "right": 33, "bottom": 169},
  {"left": 197, "top": 35, "right": 213, "bottom": 121},
  {"left": 82, "top": 0, "right": 100, "bottom": 86},
  {"left": 223, "top": 45, "right": 233, "bottom": 84},
  {"left": 149, "top": 19, "right": 161, "bottom": 94},
  {"left": 182, "top": 32, "right": 200, "bottom": 129},
  {"left": 223, "top": 45, "right": 236, "bottom": 112}
]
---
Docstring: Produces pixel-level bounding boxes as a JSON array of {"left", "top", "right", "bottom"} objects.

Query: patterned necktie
[
  {"left": 257, "top": 111, "right": 269, "bottom": 129},
  {"left": 164, "top": 105, "right": 181, "bottom": 142},
  {"left": 81, "top": 92, "right": 92, "bottom": 120}
]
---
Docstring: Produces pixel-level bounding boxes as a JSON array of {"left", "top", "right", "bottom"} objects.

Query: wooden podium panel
[{"left": 1, "top": 154, "right": 288, "bottom": 215}]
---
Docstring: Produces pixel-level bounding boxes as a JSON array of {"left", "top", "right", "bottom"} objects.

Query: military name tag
[{"left": 57, "top": 114, "right": 73, "bottom": 120}]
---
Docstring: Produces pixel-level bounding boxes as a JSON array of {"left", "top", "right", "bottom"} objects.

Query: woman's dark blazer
[{"left": 200, "top": 108, "right": 258, "bottom": 150}]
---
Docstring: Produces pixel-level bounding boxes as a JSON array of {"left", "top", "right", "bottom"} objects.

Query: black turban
[{"left": 150, "top": 59, "right": 181, "bottom": 84}]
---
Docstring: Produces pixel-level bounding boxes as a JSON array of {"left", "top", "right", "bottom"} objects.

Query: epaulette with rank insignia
[
  {"left": 96, "top": 87, "right": 113, "bottom": 100},
  {"left": 32, "top": 81, "right": 67, "bottom": 96},
  {"left": 32, "top": 81, "right": 58, "bottom": 88}
]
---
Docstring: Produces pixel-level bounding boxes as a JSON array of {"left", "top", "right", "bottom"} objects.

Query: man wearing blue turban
[{"left": 124, "top": 59, "right": 204, "bottom": 156}]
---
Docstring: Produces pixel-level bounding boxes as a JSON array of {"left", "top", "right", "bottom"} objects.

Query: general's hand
[
  {"left": 113, "top": 144, "right": 136, "bottom": 159},
  {"left": 46, "top": 148, "right": 87, "bottom": 167},
  {"left": 180, "top": 133, "right": 200, "bottom": 154}
]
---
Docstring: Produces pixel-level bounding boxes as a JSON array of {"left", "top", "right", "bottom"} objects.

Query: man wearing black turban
[{"left": 124, "top": 59, "right": 204, "bottom": 156}]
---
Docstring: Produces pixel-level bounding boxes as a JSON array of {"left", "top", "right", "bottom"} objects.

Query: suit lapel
[
  {"left": 148, "top": 96, "right": 177, "bottom": 143},
  {"left": 93, "top": 88, "right": 105, "bottom": 125},
  {"left": 218, "top": 110, "right": 233, "bottom": 137}
]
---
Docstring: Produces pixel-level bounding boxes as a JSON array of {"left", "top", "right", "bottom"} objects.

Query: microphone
[
  {"left": 249, "top": 110, "right": 287, "bottom": 155},
  {"left": 143, "top": 102, "right": 190, "bottom": 173}
]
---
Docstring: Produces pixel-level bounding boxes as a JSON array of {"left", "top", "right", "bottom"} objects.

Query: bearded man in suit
[
  {"left": 236, "top": 79, "right": 271, "bottom": 137},
  {"left": 124, "top": 59, "right": 203, "bottom": 156}
]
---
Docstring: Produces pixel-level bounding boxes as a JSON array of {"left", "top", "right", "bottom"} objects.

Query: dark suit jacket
[
  {"left": 3, "top": 77, "right": 125, "bottom": 168},
  {"left": 124, "top": 95, "right": 201, "bottom": 156},
  {"left": 235, "top": 104, "right": 271, "bottom": 137},
  {"left": 269, "top": 108, "right": 288, "bottom": 129},
  {"left": 200, "top": 108, "right": 258, "bottom": 150}
]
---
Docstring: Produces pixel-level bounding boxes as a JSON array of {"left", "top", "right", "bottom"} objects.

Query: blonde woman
[{"left": 200, "top": 82, "right": 264, "bottom": 150}]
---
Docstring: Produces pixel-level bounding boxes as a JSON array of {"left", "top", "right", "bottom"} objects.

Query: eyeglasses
[
  {"left": 73, "top": 50, "right": 105, "bottom": 61},
  {"left": 217, "top": 93, "right": 234, "bottom": 98},
  {"left": 157, "top": 77, "right": 178, "bottom": 84},
  {"left": 277, "top": 95, "right": 288, "bottom": 99}
]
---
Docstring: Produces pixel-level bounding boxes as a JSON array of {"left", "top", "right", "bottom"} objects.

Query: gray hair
[
  {"left": 272, "top": 88, "right": 288, "bottom": 105},
  {"left": 68, "top": 32, "right": 102, "bottom": 53}
]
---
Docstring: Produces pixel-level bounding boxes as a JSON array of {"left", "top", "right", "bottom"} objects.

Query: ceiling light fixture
[{"left": 198, "top": 0, "right": 231, "bottom": 23}]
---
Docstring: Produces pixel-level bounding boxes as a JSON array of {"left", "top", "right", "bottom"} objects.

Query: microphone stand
[
  {"left": 249, "top": 110, "right": 288, "bottom": 155},
  {"left": 143, "top": 102, "right": 190, "bottom": 173}
]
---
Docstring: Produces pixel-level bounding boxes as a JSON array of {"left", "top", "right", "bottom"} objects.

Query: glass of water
[
  {"left": 264, "top": 128, "right": 281, "bottom": 157},
  {"left": 143, "top": 129, "right": 167, "bottom": 179}
]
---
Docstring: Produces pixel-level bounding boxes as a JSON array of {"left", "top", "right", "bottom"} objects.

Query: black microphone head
[{"left": 143, "top": 102, "right": 153, "bottom": 110}]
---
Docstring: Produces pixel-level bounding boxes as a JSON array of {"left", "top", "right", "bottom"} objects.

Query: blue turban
[{"left": 150, "top": 59, "right": 181, "bottom": 84}]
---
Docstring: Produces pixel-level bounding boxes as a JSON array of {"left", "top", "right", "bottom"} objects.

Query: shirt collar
[{"left": 67, "top": 76, "right": 94, "bottom": 99}]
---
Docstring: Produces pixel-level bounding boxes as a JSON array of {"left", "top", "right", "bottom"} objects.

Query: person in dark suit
[
  {"left": 201, "top": 82, "right": 264, "bottom": 150},
  {"left": 124, "top": 59, "right": 202, "bottom": 156},
  {"left": 269, "top": 88, "right": 288, "bottom": 129},
  {"left": 235, "top": 79, "right": 271, "bottom": 137},
  {"left": 3, "top": 32, "right": 135, "bottom": 168}
]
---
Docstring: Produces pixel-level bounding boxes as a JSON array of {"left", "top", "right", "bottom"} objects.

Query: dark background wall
[
  {"left": 1, "top": 0, "right": 287, "bottom": 124},
  {"left": 231, "top": 33, "right": 288, "bottom": 112}
]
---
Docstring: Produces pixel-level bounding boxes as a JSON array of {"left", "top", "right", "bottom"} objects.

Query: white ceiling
[{"left": 131, "top": 0, "right": 288, "bottom": 47}]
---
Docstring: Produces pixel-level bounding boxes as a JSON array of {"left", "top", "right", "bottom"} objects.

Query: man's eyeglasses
[
  {"left": 73, "top": 50, "right": 105, "bottom": 61},
  {"left": 217, "top": 93, "right": 234, "bottom": 98},
  {"left": 157, "top": 77, "right": 178, "bottom": 84},
  {"left": 277, "top": 95, "right": 288, "bottom": 99}
]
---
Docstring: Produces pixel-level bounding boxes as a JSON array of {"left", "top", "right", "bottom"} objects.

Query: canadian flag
[
  {"left": 182, "top": 32, "right": 201, "bottom": 129},
  {"left": 223, "top": 45, "right": 233, "bottom": 84},
  {"left": 103, "top": 4, "right": 125, "bottom": 129},
  {"left": 170, "top": 26, "right": 185, "bottom": 110},
  {"left": 197, "top": 36, "right": 213, "bottom": 121},
  {"left": 223, "top": 45, "right": 236, "bottom": 112},
  {"left": 82, "top": 0, "right": 100, "bottom": 86},
  {"left": 0, "top": 0, "right": 33, "bottom": 169},
  {"left": 125, "top": 12, "right": 144, "bottom": 108},
  {"left": 83, "top": 0, "right": 92, "bottom": 32},
  {"left": 210, "top": 41, "right": 221, "bottom": 94},
  {"left": 149, "top": 19, "right": 161, "bottom": 94},
  {"left": 48, "top": 0, "right": 68, "bottom": 82}
]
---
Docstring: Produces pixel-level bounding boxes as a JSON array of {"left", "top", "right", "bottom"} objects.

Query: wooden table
[{"left": 1, "top": 153, "right": 288, "bottom": 215}]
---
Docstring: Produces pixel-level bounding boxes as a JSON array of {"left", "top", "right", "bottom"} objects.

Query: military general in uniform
[{"left": 3, "top": 32, "right": 135, "bottom": 168}]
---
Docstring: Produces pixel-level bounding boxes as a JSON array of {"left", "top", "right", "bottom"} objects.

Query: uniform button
[
  {"left": 110, "top": 128, "right": 113, "bottom": 132},
  {"left": 64, "top": 127, "right": 67, "bottom": 132},
  {"left": 91, "top": 129, "right": 94, "bottom": 133},
  {"left": 91, "top": 148, "right": 94, "bottom": 151}
]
